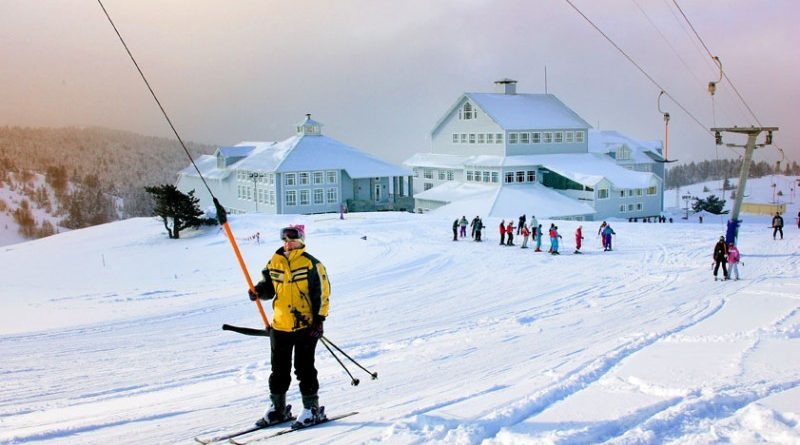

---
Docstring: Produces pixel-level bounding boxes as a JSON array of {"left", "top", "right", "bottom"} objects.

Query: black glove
[
  {"left": 248, "top": 288, "right": 258, "bottom": 301},
  {"left": 309, "top": 315, "right": 325, "bottom": 338}
]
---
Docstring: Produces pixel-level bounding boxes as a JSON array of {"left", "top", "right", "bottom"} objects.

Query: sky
[{"left": 1, "top": 0, "right": 798, "bottom": 166}]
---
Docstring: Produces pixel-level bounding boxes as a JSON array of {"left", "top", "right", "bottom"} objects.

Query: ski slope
[{"left": 1, "top": 209, "right": 799, "bottom": 444}]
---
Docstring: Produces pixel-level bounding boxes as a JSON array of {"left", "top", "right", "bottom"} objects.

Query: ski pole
[
  {"left": 319, "top": 338, "right": 360, "bottom": 386},
  {"left": 321, "top": 336, "right": 379, "bottom": 380}
]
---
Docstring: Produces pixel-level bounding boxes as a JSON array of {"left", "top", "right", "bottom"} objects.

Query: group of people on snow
[{"left": 452, "top": 214, "right": 616, "bottom": 255}]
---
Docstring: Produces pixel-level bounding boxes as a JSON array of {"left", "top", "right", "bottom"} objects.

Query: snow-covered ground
[{"left": 1, "top": 185, "right": 799, "bottom": 444}]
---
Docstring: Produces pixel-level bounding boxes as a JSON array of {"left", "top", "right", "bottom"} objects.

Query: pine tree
[{"left": 145, "top": 184, "right": 216, "bottom": 239}]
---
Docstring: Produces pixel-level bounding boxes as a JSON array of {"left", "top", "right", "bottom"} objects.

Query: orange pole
[{"left": 221, "top": 222, "right": 270, "bottom": 329}]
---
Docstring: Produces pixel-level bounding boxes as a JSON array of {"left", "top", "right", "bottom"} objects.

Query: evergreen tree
[
  {"left": 692, "top": 194, "right": 726, "bottom": 214},
  {"left": 145, "top": 184, "right": 216, "bottom": 239}
]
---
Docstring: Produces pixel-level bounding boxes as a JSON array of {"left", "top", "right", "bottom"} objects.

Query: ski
[
  {"left": 229, "top": 410, "right": 358, "bottom": 444},
  {"left": 194, "top": 406, "right": 295, "bottom": 444}
]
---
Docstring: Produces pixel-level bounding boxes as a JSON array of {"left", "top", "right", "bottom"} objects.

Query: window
[
  {"left": 487, "top": 133, "right": 494, "bottom": 144},
  {"left": 532, "top": 132, "right": 541, "bottom": 143},
  {"left": 314, "top": 189, "right": 324, "bottom": 204},
  {"left": 438, "top": 170, "right": 446, "bottom": 180},
  {"left": 285, "top": 190, "right": 297, "bottom": 206},
  {"left": 619, "top": 204, "right": 625, "bottom": 213},
  {"left": 246, "top": 187, "right": 252, "bottom": 200},
  {"left": 496, "top": 133, "right": 504, "bottom": 143},
  {"left": 300, "top": 190, "right": 310, "bottom": 205},
  {"left": 647, "top": 186, "right": 657, "bottom": 195},
  {"left": 326, "top": 171, "right": 337, "bottom": 184},
  {"left": 466, "top": 171, "right": 474, "bottom": 181},
  {"left": 313, "top": 171, "right": 324, "bottom": 184},
  {"left": 269, "top": 190, "right": 275, "bottom": 205},
  {"left": 491, "top": 172, "right": 499, "bottom": 183},
  {"left": 617, "top": 146, "right": 631, "bottom": 160},
  {"left": 636, "top": 188, "right": 643, "bottom": 196},
  {"left": 516, "top": 171, "right": 525, "bottom": 183},
  {"left": 527, "top": 170, "right": 536, "bottom": 182},
  {"left": 460, "top": 133, "right": 467, "bottom": 143},
  {"left": 299, "top": 172, "right": 309, "bottom": 185},
  {"left": 636, "top": 203, "right": 643, "bottom": 211},
  {"left": 565, "top": 131, "right": 574, "bottom": 143},
  {"left": 509, "top": 133, "right": 518, "bottom": 144},
  {"left": 326, "top": 187, "right": 338, "bottom": 203},
  {"left": 598, "top": 189, "right": 609, "bottom": 199},
  {"left": 620, "top": 190, "right": 626, "bottom": 198},
  {"left": 505, "top": 172, "right": 514, "bottom": 183},
  {"left": 520, "top": 132, "right": 530, "bottom": 144},
  {"left": 554, "top": 131, "right": 563, "bottom": 143},
  {"left": 576, "top": 131, "right": 585, "bottom": 143},
  {"left": 413, "top": 168, "right": 419, "bottom": 178},
  {"left": 628, "top": 204, "right": 635, "bottom": 212},
  {"left": 483, "top": 171, "right": 490, "bottom": 182},
  {"left": 469, "top": 134, "right": 476, "bottom": 144},
  {"left": 474, "top": 171, "right": 481, "bottom": 182},
  {"left": 461, "top": 102, "right": 476, "bottom": 120},
  {"left": 447, "top": 170, "right": 454, "bottom": 181},
  {"left": 452, "top": 133, "right": 458, "bottom": 143},
  {"left": 543, "top": 132, "right": 552, "bottom": 143},
  {"left": 269, "top": 174, "right": 275, "bottom": 185},
  {"left": 477, "top": 134, "right": 485, "bottom": 144},
  {"left": 285, "top": 173, "right": 296, "bottom": 186},
  {"left": 423, "top": 169, "right": 433, "bottom": 179},
  {"left": 258, "top": 189, "right": 265, "bottom": 203},
  {"left": 423, "top": 183, "right": 433, "bottom": 191}
]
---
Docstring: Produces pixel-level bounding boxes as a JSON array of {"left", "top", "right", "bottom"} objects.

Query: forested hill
[
  {"left": 0, "top": 126, "right": 215, "bottom": 217},
  {"left": 665, "top": 157, "right": 799, "bottom": 189}
]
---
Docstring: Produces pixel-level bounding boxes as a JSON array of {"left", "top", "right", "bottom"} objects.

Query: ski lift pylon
[{"left": 656, "top": 91, "right": 677, "bottom": 163}]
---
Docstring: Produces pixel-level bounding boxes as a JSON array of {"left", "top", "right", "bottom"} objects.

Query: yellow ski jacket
[{"left": 253, "top": 247, "right": 330, "bottom": 332}]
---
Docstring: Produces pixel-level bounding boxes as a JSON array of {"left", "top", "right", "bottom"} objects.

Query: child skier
[
  {"left": 521, "top": 223, "right": 530, "bottom": 248},
  {"left": 574, "top": 225, "right": 584, "bottom": 254},
  {"left": 727, "top": 242, "right": 741, "bottom": 280}
]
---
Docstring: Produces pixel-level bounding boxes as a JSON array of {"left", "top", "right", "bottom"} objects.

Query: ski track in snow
[{"left": 0, "top": 212, "right": 798, "bottom": 444}]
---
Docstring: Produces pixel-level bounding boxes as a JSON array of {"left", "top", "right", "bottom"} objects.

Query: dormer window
[
  {"left": 616, "top": 145, "right": 631, "bottom": 160},
  {"left": 459, "top": 102, "right": 477, "bottom": 120}
]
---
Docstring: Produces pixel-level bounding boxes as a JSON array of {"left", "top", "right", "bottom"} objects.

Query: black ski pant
[
  {"left": 773, "top": 226, "right": 783, "bottom": 239},
  {"left": 269, "top": 328, "right": 319, "bottom": 397},
  {"left": 713, "top": 260, "right": 728, "bottom": 278}
]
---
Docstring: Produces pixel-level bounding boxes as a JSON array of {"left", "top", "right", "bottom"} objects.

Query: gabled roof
[
  {"left": 588, "top": 130, "right": 664, "bottom": 163},
  {"left": 216, "top": 145, "right": 256, "bottom": 159},
  {"left": 432, "top": 93, "right": 593, "bottom": 136}
]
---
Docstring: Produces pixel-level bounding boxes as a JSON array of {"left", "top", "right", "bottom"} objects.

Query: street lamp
[{"left": 248, "top": 172, "right": 265, "bottom": 212}]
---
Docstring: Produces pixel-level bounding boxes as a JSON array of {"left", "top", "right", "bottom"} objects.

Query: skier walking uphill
[
  {"left": 772, "top": 212, "right": 784, "bottom": 240},
  {"left": 459, "top": 216, "right": 468, "bottom": 238},
  {"left": 506, "top": 221, "right": 515, "bottom": 246},
  {"left": 598, "top": 221, "right": 608, "bottom": 249},
  {"left": 474, "top": 217, "right": 484, "bottom": 241},
  {"left": 499, "top": 220, "right": 506, "bottom": 245},
  {"left": 727, "top": 242, "right": 741, "bottom": 280},
  {"left": 602, "top": 224, "right": 616, "bottom": 251},
  {"left": 248, "top": 225, "right": 331, "bottom": 428},
  {"left": 574, "top": 225, "right": 584, "bottom": 254},
  {"left": 712, "top": 236, "right": 729, "bottom": 280},
  {"left": 520, "top": 223, "right": 530, "bottom": 248}
]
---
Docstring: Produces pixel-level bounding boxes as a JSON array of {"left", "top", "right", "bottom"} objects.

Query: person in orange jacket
[{"left": 574, "top": 225, "right": 584, "bottom": 254}]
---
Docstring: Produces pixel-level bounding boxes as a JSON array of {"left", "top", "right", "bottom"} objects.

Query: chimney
[{"left": 494, "top": 78, "right": 517, "bottom": 95}]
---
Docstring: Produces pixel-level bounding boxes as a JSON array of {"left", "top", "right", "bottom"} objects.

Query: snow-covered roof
[
  {"left": 178, "top": 154, "right": 231, "bottom": 180},
  {"left": 217, "top": 145, "right": 256, "bottom": 159},
  {"left": 234, "top": 135, "right": 412, "bottom": 178},
  {"left": 464, "top": 93, "right": 592, "bottom": 131},
  {"left": 533, "top": 153, "right": 658, "bottom": 188},
  {"left": 420, "top": 182, "right": 596, "bottom": 218},
  {"left": 180, "top": 117, "right": 411, "bottom": 180},
  {"left": 588, "top": 130, "right": 664, "bottom": 163},
  {"left": 403, "top": 153, "right": 470, "bottom": 169}
]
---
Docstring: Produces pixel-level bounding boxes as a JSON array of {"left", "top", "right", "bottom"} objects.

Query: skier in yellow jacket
[{"left": 249, "top": 224, "right": 331, "bottom": 428}]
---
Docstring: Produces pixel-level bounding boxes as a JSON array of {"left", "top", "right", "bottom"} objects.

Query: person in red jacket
[
  {"left": 505, "top": 221, "right": 515, "bottom": 246},
  {"left": 499, "top": 220, "right": 506, "bottom": 245},
  {"left": 520, "top": 224, "right": 530, "bottom": 248},
  {"left": 574, "top": 225, "right": 584, "bottom": 254}
]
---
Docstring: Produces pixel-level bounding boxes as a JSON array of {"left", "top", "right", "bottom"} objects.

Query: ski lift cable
[
  {"left": 96, "top": 0, "right": 271, "bottom": 331},
  {"left": 564, "top": 0, "right": 711, "bottom": 136}
]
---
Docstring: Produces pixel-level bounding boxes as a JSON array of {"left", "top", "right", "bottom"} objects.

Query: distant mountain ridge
[{"left": 0, "top": 126, "right": 216, "bottom": 245}]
